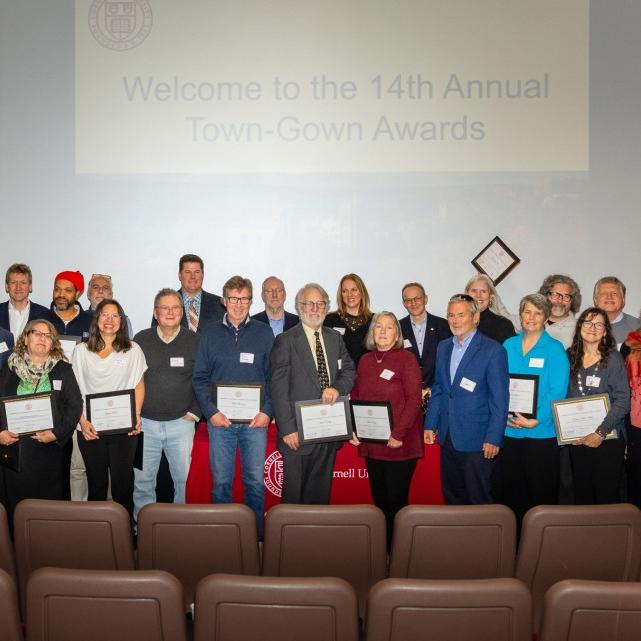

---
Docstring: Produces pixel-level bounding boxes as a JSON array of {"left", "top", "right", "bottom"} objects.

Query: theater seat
[
  {"left": 0, "top": 569, "right": 22, "bottom": 641},
  {"left": 0, "top": 503, "right": 16, "bottom": 584}
]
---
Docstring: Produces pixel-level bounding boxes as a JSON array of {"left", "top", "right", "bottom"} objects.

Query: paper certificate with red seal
[
  {"left": 86, "top": 389, "right": 136, "bottom": 435},
  {"left": 551, "top": 394, "right": 614, "bottom": 445},
  {"left": 215, "top": 384, "right": 263, "bottom": 423},
  {"left": 350, "top": 401, "right": 393, "bottom": 442},
  {"left": 295, "top": 397, "right": 353, "bottom": 444},
  {"left": 1, "top": 393, "right": 54, "bottom": 437}
]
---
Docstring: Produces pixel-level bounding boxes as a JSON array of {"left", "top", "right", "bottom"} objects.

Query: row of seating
[
  {"left": 2, "top": 500, "right": 641, "bottom": 632},
  {"left": 3, "top": 566, "right": 641, "bottom": 641}
]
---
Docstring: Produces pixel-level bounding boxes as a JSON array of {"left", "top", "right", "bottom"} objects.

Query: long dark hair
[
  {"left": 567, "top": 307, "right": 615, "bottom": 376},
  {"left": 87, "top": 299, "right": 131, "bottom": 353}
]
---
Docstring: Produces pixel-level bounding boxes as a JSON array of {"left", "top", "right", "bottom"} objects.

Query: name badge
[
  {"left": 586, "top": 375, "right": 601, "bottom": 387},
  {"left": 82, "top": 332, "right": 89, "bottom": 339},
  {"left": 460, "top": 377, "right": 477, "bottom": 392},
  {"left": 240, "top": 352, "right": 254, "bottom": 364},
  {"left": 0, "top": 341, "right": 8, "bottom": 354},
  {"left": 338, "top": 358, "right": 342, "bottom": 370},
  {"left": 333, "top": 327, "right": 345, "bottom": 335},
  {"left": 53, "top": 380, "right": 62, "bottom": 391},
  {"left": 170, "top": 357, "right": 184, "bottom": 367},
  {"left": 529, "top": 358, "right": 545, "bottom": 368},
  {"left": 380, "top": 369, "right": 395, "bottom": 380},
  {"left": 403, "top": 338, "right": 412, "bottom": 349}
]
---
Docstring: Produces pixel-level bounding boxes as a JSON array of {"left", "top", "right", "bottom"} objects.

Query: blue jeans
[
  {"left": 208, "top": 423, "right": 267, "bottom": 536},
  {"left": 133, "top": 417, "right": 195, "bottom": 521}
]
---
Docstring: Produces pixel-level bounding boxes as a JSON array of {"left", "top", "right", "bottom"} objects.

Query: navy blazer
[
  {"left": 0, "top": 327, "right": 14, "bottom": 368},
  {"left": 399, "top": 312, "right": 451, "bottom": 389},
  {"left": 425, "top": 331, "right": 509, "bottom": 452},
  {"left": 251, "top": 310, "right": 299, "bottom": 334},
  {"left": 151, "top": 289, "right": 224, "bottom": 333},
  {"left": 0, "top": 300, "right": 51, "bottom": 334}
]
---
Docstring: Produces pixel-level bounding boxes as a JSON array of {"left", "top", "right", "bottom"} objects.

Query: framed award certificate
[
  {"left": 0, "top": 392, "right": 54, "bottom": 437},
  {"left": 86, "top": 389, "right": 136, "bottom": 435},
  {"left": 508, "top": 374, "right": 539, "bottom": 419},
  {"left": 215, "top": 383, "right": 263, "bottom": 423},
  {"left": 295, "top": 396, "right": 353, "bottom": 444},
  {"left": 551, "top": 394, "right": 614, "bottom": 445},
  {"left": 471, "top": 236, "right": 520, "bottom": 285},
  {"left": 350, "top": 401, "right": 393, "bottom": 442}
]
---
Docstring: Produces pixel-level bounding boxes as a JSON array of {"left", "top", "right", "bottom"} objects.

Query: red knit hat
[{"left": 54, "top": 270, "right": 85, "bottom": 295}]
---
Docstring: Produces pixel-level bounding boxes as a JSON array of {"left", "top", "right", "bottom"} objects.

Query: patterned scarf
[{"left": 8, "top": 351, "right": 59, "bottom": 387}]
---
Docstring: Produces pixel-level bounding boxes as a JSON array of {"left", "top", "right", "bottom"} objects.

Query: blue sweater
[
  {"left": 193, "top": 316, "right": 274, "bottom": 420},
  {"left": 503, "top": 331, "right": 569, "bottom": 439}
]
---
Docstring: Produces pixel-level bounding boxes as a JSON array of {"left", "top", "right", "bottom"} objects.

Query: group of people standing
[{"left": 0, "top": 258, "right": 640, "bottom": 541}]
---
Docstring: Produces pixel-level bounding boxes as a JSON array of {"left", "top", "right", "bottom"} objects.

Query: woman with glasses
[
  {"left": 324, "top": 273, "right": 373, "bottom": 365},
  {"left": 0, "top": 319, "right": 82, "bottom": 525},
  {"left": 72, "top": 299, "right": 146, "bottom": 519},
  {"left": 464, "top": 274, "right": 516, "bottom": 345},
  {"left": 500, "top": 294, "right": 569, "bottom": 525},
  {"left": 566, "top": 308, "right": 629, "bottom": 504}
]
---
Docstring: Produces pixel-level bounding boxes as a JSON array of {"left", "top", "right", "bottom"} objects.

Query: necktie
[
  {"left": 314, "top": 331, "right": 330, "bottom": 389},
  {"left": 188, "top": 299, "right": 198, "bottom": 332}
]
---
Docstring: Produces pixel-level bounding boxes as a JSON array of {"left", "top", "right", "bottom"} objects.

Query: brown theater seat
[
  {"left": 136, "top": 502, "right": 260, "bottom": 611},
  {"left": 515, "top": 503, "right": 641, "bottom": 632},
  {"left": 389, "top": 504, "right": 516, "bottom": 579},
  {"left": 13, "top": 499, "right": 134, "bottom": 610},
  {"left": 26, "top": 567, "right": 187, "bottom": 641},
  {"left": 0, "top": 503, "right": 16, "bottom": 584},
  {"left": 365, "top": 577, "right": 532, "bottom": 641},
  {"left": 539, "top": 578, "right": 641, "bottom": 641},
  {"left": 194, "top": 573, "right": 359, "bottom": 641},
  {"left": 0, "top": 569, "right": 23, "bottom": 641},
  {"left": 261, "top": 503, "right": 387, "bottom": 615}
]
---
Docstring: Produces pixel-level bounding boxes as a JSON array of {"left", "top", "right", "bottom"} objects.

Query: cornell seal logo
[
  {"left": 264, "top": 451, "right": 283, "bottom": 498},
  {"left": 89, "top": 0, "right": 153, "bottom": 51}
]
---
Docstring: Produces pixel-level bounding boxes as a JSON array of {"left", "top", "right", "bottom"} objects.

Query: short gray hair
[
  {"left": 519, "top": 293, "right": 551, "bottom": 319},
  {"left": 364, "top": 312, "right": 403, "bottom": 350},
  {"left": 154, "top": 287, "right": 182, "bottom": 308},
  {"left": 538, "top": 274, "right": 582, "bottom": 313},
  {"left": 448, "top": 294, "right": 480, "bottom": 315},
  {"left": 593, "top": 276, "right": 626, "bottom": 301},
  {"left": 295, "top": 283, "right": 330, "bottom": 313}
]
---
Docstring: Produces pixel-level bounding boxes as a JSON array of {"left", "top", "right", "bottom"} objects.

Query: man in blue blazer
[{"left": 424, "top": 294, "right": 509, "bottom": 504}]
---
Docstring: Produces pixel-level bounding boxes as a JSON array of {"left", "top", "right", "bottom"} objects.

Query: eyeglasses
[
  {"left": 156, "top": 305, "right": 182, "bottom": 313},
  {"left": 263, "top": 288, "right": 284, "bottom": 295},
  {"left": 30, "top": 330, "right": 53, "bottom": 341},
  {"left": 582, "top": 321, "right": 606, "bottom": 331},
  {"left": 226, "top": 296, "right": 252, "bottom": 305},
  {"left": 99, "top": 312, "right": 121, "bottom": 319},
  {"left": 403, "top": 296, "right": 424, "bottom": 304},
  {"left": 300, "top": 300, "right": 327, "bottom": 310},
  {"left": 547, "top": 291, "right": 573, "bottom": 302}
]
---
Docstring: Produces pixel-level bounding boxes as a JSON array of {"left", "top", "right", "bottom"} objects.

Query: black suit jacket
[
  {"left": 0, "top": 300, "right": 51, "bottom": 334},
  {"left": 151, "top": 289, "right": 224, "bottom": 333},
  {"left": 399, "top": 312, "right": 451, "bottom": 388},
  {"left": 251, "top": 310, "right": 299, "bottom": 334}
]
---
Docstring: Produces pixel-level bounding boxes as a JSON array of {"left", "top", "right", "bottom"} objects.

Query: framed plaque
[
  {"left": 350, "top": 401, "right": 393, "bottom": 442},
  {"left": 86, "top": 389, "right": 136, "bottom": 435},
  {"left": 215, "top": 383, "right": 263, "bottom": 423},
  {"left": 471, "top": 236, "right": 520, "bottom": 285},
  {"left": 551, "top": 394, "right": 615, "bottom": 445},
  {"left": 508, "top": 374, "right": 539, "bottom": 419},
  {"left": 60, "top": 335, "right": 82, "bottom": 362},
  {"left": 0, "top": 392, "right": 54, "bottom": 437},
  {"left": 295, "top": 396, "right": 353, "bottom": 445}
]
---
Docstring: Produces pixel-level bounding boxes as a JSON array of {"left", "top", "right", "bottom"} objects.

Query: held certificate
[
  {"left": 552, "top": 394, "right": 614, "bottom": 445},
  {"left": 60, "top": 335, "right": 82, "bottom": 362},
  {"left": 471, "top": 236, "right": 520, "bottom": 285},
  {"left": 86, "top": 389, "right": 136, "bottom": 435},
  {"left": 215, "top": 383, "right": 263, "bottom": 423},
  {"left": 295, "top": 396, "right": 353, "bottom": 444},
  {"left": 508, "top": 374, "right": 539, "bottom": 419},
  {"left": 1, "top": 393, "right": 54, "bottom": 437},
  {"left": 350, "top": 401, "right": 393, "bottom": 442}
]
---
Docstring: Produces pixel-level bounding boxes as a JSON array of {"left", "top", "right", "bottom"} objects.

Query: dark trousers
[
  {"left": 626, "top": 425, "right": 641, "bottom": 509},
  {"left": 499, "top": 437, "right": 559, "bottom": 525},
  {"left": 365, "top": 457, "right": 417, "bottom": 544},
  {"left": 78, "top": 433, "right": 139, "bottom": 518},
  {"left": 440, "top": 436, "right": 494, "bottom": 505},
  {"left": 570, "top": 437, "right": 625, "bottom": 504},
  {"left": 281, "top": 443, "right": 337, "bottom": 504}
]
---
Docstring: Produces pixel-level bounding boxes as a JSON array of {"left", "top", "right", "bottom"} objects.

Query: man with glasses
[
  {"left": 87, "top": 273, "right": 133, "bottom": 336},
  {"left": 193, "top": 275, "right": 274, "bottom": 535},
  {"left": 593, "top": 276, "right": 640, "bottom": 347},
  {"left": 537, "top": 274, "right": 582, "bottom": 348},
  {"left": 399, "top": 282, "right": 451, "bottom": 407},
  {"left": 271, "top": 283, "right": 356, "bottom": 504},
  {"left": 424, "top": 294, "right": 509, "bottom": 504},
  {"left": 251, "top": 276, "right": 299, "bottom": 336},
  {"left": 133, "top": 288, "right": 201, "bottom": 521}
]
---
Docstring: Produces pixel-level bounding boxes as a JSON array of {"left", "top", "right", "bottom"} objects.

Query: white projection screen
[{"left": 1, "top": 0, "right": 640, "bottom": 330}]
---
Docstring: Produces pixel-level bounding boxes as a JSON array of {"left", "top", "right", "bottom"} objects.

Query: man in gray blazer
[{"left": 270, "top": 282, "right": 355, "bottom": 503}]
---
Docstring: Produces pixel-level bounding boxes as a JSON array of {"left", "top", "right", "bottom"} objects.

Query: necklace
[
  {"left": 576, "top": 360, "right": 600, "bottom": 396},
  {"left": 374, "top": 350, "right": 388, "bottom": 364}
]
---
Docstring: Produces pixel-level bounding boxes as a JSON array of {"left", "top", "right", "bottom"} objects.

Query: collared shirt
[
  {"left": 612, "top": 311, "right": 624, "bottom": 324},
  {"left": 156, "top": 325, "right": 181, "bottom": 344},
  {"left": 410, "top": 314, "right": 427, "bottom": 357},
  {"left": 222, "top": 313, "right": 251, "bottom": 342},
  {"left": 450, "top": 330, "right": 477, "bottom": 382},
  {"left": 8, "top": 301, "right": 30, "bottom": 339},
  {"left": 267, "top": 315, "right": 285, "bottom": 336},
  {"left": 302, "top": 322, "right": 330, "bottom": 377},
  {"left": 182, "top": 290, "right": 202, "bottom": 317}
]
